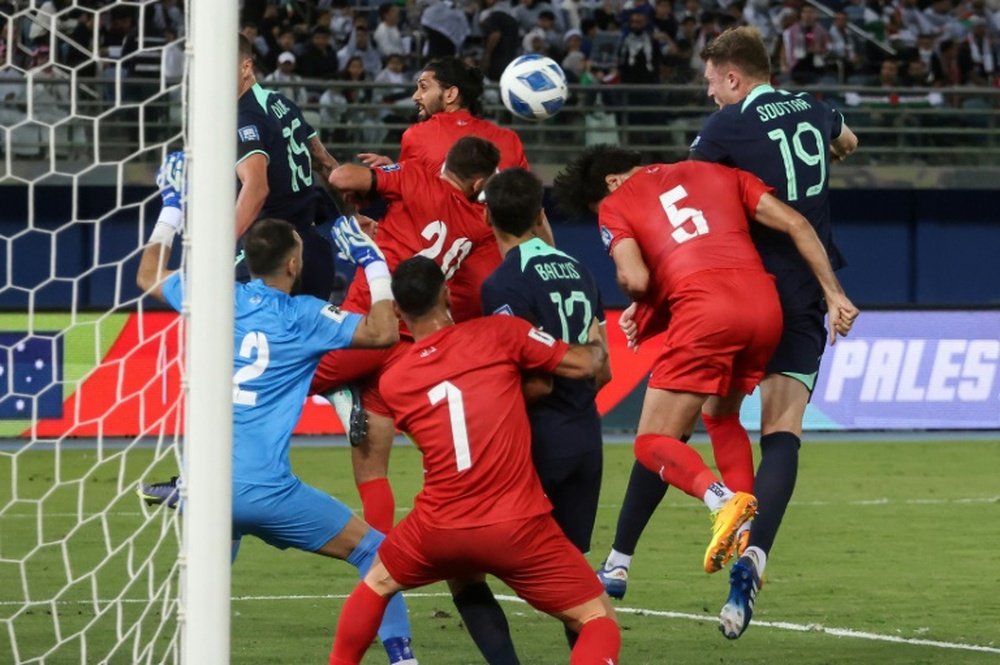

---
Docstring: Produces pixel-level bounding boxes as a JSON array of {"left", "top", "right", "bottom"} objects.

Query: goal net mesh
[{"left": 1, "top": 2, "right": 188, "bottom": 662}]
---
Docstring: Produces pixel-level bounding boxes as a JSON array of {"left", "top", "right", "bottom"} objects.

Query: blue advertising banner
[{"left": 739, "top": 311, "right": 1000, "bottom": 430}]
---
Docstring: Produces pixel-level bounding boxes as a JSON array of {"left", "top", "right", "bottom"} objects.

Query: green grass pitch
[{"left": 1, "top": 438, "right": 998, "bottom": 663}]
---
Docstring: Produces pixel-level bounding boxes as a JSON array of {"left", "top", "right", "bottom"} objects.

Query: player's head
[
  {"left": 391, "top": 256, "right": 449, "bottom": 323},
  {"left": 238, "top": 33, "right": 257, "bottom": 94},
  {"left": 444, "top": 136, "right": 501, "bottom": 199},
  {"left": 484, "top": 168, "right": 544, "bottom": 238},
  {"left": 413, "top": 57, "right": 485, "bottom": 120},
  {"left": 552, "top": 145, "right": 643, "bottom": 216},
  {"left": 244, "top": 218, "right": 303, "bottom": 291},
  {"left": 700, "top": 27, "right": 770, "bottom": 108}
]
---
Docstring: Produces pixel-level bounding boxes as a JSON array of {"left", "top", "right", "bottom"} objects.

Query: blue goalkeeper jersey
[
  {"left": 480, "top": 237, "right": 605, "bottom": 460},
  {"left": 162, "top": 273, "right": 361, "bottom": 485},
  {"left": 690, "top": 84, "right": 846, "bottom": 275}
]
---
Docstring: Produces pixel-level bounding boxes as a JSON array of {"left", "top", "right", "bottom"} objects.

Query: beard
[{"left": 417, "top": 92, "right": 445, "bottom": 121}]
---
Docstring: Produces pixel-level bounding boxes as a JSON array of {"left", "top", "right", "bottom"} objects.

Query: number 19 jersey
[
  {"left": 689, "top": 84, "right": 846, "bottom": 273},
  {"left": 379, "top": 317, "right": 569, "bottom": 528}
]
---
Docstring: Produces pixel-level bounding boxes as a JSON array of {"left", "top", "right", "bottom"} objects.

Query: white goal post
[{"left": 181, "top": 1, "right": 237, "bottom": 663}]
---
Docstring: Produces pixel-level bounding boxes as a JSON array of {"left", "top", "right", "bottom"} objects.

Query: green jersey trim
[
  {"left": 518, "top": 237, "right": 575, "bottom": 272},
  {"left": 781, "top": 370, "right": 818, "bottom": 392},
  {"left": 740, "top": 84, "right": 775, "bottom": 113}
]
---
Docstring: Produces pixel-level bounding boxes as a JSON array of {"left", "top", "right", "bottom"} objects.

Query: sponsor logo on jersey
[
  {"left": 320, "top": 304, "right": 348, "bottom": 323},
  {"left": 419, "top": 345, "right": 438, "bottom": 358},
  {"left": 690, "top": 135, "right": 701, "bottom": 149},
  {"left": 599, "top": 225, "right": 613, "bottom": 250},
  {"left": 493, "top": 304, "right": 515, "bottom": 316},
  {"left": 238, "top": 125, "right": 260, "bottom": 143},
  {"left": 378, "top": 163, "right": 401, "bottom": 172}
]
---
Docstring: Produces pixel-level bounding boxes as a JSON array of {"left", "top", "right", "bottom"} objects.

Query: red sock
[
  {"left": 329, "top": 582, "right": 390, "bottom": 665},
  {"left": 703, "top": 413, "right": 754, "bottom": 493},
  {"left": 570, "top": 617, "right": 621, "bottom": 665},
  {"left": 357, "top": 478, "right": 395, "bottom": 533},
  {"left": 634, "top": 433, "right": 718, "bottom": 499}
]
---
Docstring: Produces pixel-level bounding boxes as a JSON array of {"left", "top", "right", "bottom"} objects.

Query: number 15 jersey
[
  {"left": 689, "top": 85, "right": 846, "bottom": 273},
  {"left": 379, "top": 317, "right": 569, "bottom": 528}
]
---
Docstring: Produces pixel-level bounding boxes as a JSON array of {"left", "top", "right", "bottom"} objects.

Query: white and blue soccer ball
[{"left": 499, "top": 55, "right": 569, "bottom": 121}]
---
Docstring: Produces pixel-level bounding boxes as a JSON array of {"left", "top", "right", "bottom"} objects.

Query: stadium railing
[{"left": 2, "top": 77, "right": 999, "bottom": 175}]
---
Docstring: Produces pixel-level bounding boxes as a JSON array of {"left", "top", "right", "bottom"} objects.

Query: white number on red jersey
[
  {"left": 427, "top": 380, "right": 472, "bottom": 471},
  {"left": 659, "top": 185, "right": 710, "bottom": 244},
  {"left": 417, "top": 220, "right": 473, "bottom": 280}
]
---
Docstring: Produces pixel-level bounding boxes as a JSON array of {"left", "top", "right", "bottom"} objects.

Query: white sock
[
  {"left": 323, "top": 388, "right": 354, "bottom": 437},
  {"left": 605, "top": 548, "right": 632, "bottom": 570},
  {"left": 703, "top": 482, "right": 734, "bottom": 512},
  {"left": 744, "top": 546, "right": 767, "bottom": 577}
]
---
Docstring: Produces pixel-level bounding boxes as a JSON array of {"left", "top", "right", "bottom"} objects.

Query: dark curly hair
[
  {"left": 422, "top": 57, "right": 485, "bottom": 117},
  {"left": 551, "top": 145, "right": 644, "bottom": 217}
]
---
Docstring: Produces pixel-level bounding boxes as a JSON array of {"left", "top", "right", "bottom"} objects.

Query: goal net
[{"left": 0, "top": 2, "right": 234, "bottom": 662}]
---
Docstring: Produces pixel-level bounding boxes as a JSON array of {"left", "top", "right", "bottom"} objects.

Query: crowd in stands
[{"left": 1, "top": 0, "right": 999, "bottom": 158}]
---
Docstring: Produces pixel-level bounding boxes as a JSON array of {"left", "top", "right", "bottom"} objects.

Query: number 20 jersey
[
  {"left": 379, "top": 317, "right": 569, "bottom": 528},
  {"left": 689, "top": 85, "right": 846, "bottom": 273}
]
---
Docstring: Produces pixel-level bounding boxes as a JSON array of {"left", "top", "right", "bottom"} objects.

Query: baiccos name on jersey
[
  {"left": 533, "top": 261, "right": 580, "bottom": 282},
  {"left": 823, "top": 338, "right": 999, "bottom": 403}
]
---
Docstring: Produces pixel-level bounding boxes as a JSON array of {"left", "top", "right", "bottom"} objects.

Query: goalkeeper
[{"left": 136, "top": 179, "right": 419, "bottom": 664}]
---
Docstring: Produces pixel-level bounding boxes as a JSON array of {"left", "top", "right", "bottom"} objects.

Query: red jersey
[
  {"left": 342, "top": 162, "right": 501, "bottom": 323},
  {"left": 399, "top": 110, "right": 529, "bottom": 173},
  {"left": 599, "top": 162, "right": 772, "bottom": 299},
  {"left": 379, "top": 316, "right": 569, "bottom": 528}
]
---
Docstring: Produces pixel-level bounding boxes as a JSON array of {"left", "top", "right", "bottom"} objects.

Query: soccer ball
[{"left": 499, "top": 55, "right": 569, "bottom": 121}]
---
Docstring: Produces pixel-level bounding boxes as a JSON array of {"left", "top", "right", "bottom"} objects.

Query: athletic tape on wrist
[
  {"left": 148, "top": 222, "right": 177, "bottom": 248},
  {"left": 368, "top": 275, "right": 393, "bottom": 303},
  {"left": 363, "top": 259, "right": 390, "bottom": 283},
  {"left": 156, "top": 205, "right": 184, "bottom": 231}
]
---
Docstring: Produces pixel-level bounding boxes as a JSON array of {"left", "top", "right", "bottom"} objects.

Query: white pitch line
[
  {"left": 0, "top": 495, "right": 997, "bottom": 520},
  {"left": 2, "top": 591, "right": 996, "bottom": 654}
]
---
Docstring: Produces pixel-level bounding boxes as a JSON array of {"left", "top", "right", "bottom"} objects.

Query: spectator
[
  {"left": 265, "top": 51, "right": 308, "bottom": 106},
  {"left": 298, "top": 25, "right": 340, "bottom": 80},
  {"left": 828, "top": 11, "right": 863, "bottom": 81},
  {"left": 536, "top": 10, "right": 565, "bottom": 55},
  {"left": 374, "top": 2, "right": 406, "bottom": 58},
  {"left": 421, "top": 0, "right": 471, "bottom": 58},
  {"left": 651, "top": 0, "right": 678, "bottom": 48},
  {"left": 895, "top": 0, "right": 934, "bottom": 39},
  {"left": 620, "top": 0, "right": 655, "bottom": 33},
  {"left": 958, "top": 16, "right": 995, "bottom": 84},
  {"left": 480, "top": 0, "right": 521, "bottom": 81},
  {"left": 329, "top": 0, "right": 355, "bottom": 49},
  {"left": 781, "top": 6, "right": 831, "bottom": 84},
  {"left": 321, "top": 55, "right": 384, "bottom": 145},
  {"left": 743, "top": 0, "right": 779, "bottom": 53},
  {"left": 618, "top": 11, "right": 661, "bottom": 127},
  {"left": 338, "top": 23, "right": 382, "bottom": 78},
  {"left": 515, "top": 0, "right": 565, "bottom": 36},
  {"left": 374, "top": 53, "right": 411, "bottom": 143}
]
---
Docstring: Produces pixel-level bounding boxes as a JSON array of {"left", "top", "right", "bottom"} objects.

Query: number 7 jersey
[
  {"left": 689, "top": 85, "right": 846, "bottom": 273},
  {"left": 379, "top": 317, "right": 569, "bottom": 528}
]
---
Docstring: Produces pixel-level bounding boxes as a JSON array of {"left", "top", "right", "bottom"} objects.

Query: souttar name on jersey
[{"left": 755, "top": 97, "right": 812, "bottom": 123}]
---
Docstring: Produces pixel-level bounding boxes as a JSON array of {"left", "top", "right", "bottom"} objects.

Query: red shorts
[
  {"left": 379, "top": 509, "right": 605, "bottom": 615},
  {"left": 309, "top": 341, "right": 412, "bottom": 418},
  {"left": 649, "top": 270, "right": 783, "bottom": 396}
]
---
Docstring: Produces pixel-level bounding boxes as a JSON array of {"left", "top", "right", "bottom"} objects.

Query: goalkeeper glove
[
  {"left": 156, "top": 150, "right": 186, "bottom": 211},
  {"left": 331, "top": 215, "right": 385, "bottom": 269}
]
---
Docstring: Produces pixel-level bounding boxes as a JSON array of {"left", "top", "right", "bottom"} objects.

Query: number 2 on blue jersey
[{"left": 233, "top": 331, "right": 270, "bottom": 406}]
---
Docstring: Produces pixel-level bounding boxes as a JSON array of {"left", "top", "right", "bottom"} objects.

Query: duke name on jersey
[
  {"left": 237, "top": 83, "right": 320, "bottom": 230},
  {"left": 690, "top": 85, "right": 846, "bottom": 275},
  {"left": 161, "top": 272, "right": 360, "bottom": 485},
  {"left": 480, "top": 238, "right": 605, "bottom": 461}
]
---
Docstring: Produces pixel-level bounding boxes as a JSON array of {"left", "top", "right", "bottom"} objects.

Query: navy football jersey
[
  {"left": 690, "top": 84, "right": 846, "bottom": 274},
  {"left": 237, "top": 83, "right": 320, "bottom": 229},
  {"left": 481, "top": 238, "right": 605, "bottom": 459}
]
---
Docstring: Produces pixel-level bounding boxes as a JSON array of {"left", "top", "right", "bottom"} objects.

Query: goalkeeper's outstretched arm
[{"left": 137, "top": 240, "right": 175, "bottom": 304}]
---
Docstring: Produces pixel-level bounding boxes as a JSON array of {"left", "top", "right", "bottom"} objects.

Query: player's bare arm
[
  {"left": 135, "top": 242, "right": 175, "bottom": 303},
  {"left": 357, "top": 153, "right": 394, "bottom": 168},
  {"left": 830, "top": 124, "right": 859, "bottom": 162},
  {"left": 753, "top": 193, "right": 860, "bottom": 342},
  {"left": 590, "top": 318, "right": 613, "bottom": 389},
  {"left": 307, "top": 136, "right": 340, "bottom": 183},
  {"left": 554, "top": 341, "right": 608, "bottom": 381},
  {"left": 235, "top": 153, "right": 269, "bottom": 237},
  {"left": 609, "top": 238, "right": 649, "bottom": 299},
  {"left": 329, "top": 163, "right": 376, "bottom": 196},
  {"left": 521, "top": 373, "right": 555, "bottom": 403},
  {"left": 349, "top": 299, "right": 400, "bottom": 349}
]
